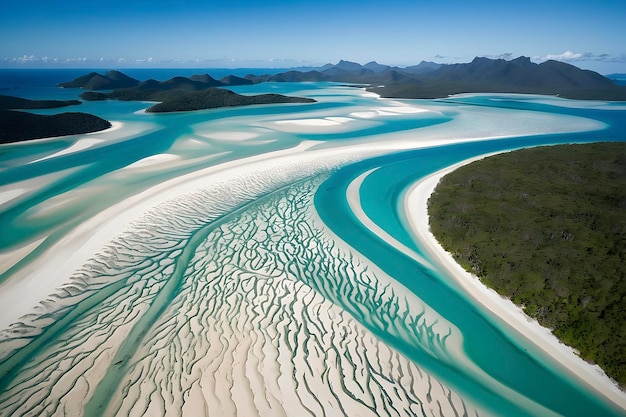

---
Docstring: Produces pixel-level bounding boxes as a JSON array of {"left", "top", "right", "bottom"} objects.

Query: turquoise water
[{"left": 0, "top": 72, "right": 625, "bottom": 416}]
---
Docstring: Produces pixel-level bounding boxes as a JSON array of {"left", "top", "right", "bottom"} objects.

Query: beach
[
  {"left": 403, "top": 156, "right": 626, "bottom": 412},
  {"left": 1, "top": 85, "right": 624, "bottom": 416}
]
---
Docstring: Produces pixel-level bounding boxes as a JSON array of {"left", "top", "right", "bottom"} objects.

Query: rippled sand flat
[{"left": 1, "top": 85, "right": 624, "bottom": 417}]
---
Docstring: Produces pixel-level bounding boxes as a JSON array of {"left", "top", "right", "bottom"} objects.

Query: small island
[
  {"left": 0, "top": 94, "right": 82, "bottom": 110},
  {"left": 145, "top": 88, "right": 316, "bottom": 113},
  {"left": 428, "top": 142, "right": 626, "bottom": 387},
  {"left": 0, "top": 110, "right": 112, "bottom": 144},
  {"left": 68, "top": 74, "right": 316, "bottom": 112},
  {"left": 0, "top": 95, "right": 111, "bottom": 143}
]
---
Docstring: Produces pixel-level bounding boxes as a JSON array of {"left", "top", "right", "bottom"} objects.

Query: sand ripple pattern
[{"left": 0, "top": 172, "right": 481, "bottom": 417}]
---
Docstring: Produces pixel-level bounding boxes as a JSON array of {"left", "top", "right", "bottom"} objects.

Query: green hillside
[{"left": 428, "top": 142, "right": 626, "bottom": 386}]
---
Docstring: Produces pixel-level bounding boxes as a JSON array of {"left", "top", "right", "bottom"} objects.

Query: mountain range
[
  {"left": 5, "top": 57, "right": 625, "bottom": 143},
  {"left": 60, "top": 56, "right": 626, "bottom": 101},
  {"left": 59, "top": 70, "right": 254, "bottom": 91},
  {"left": 248, "top": 57, "right": 626, "bottom": 100}
]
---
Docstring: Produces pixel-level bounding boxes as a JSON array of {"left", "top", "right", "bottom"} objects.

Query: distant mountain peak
[
  {"left": 364, "top": 61, "right": 391, "bottom": 73},
  {"left": 219, "top": 75, "right": 254, "bottom": 86},
  {"left": 337, "top": 59, "right": 360, "bottom": 65},
  {"left": 511, "top": 56, "right": 532, "bottom": 64},
  {"left": 190, "top": 73, "right": 223, "bottom": 86},
  {"left": 335, "top": 60, "right": 363, "bottom": 71},
  {"left": 57, "top": 55, "right": 626, "bottom": 102},
  {"left": 58, "top": 70, "right": 140, "bottom": 90},
  {"left": 104, "top": 70, "right": 136, "bottom": 80}
]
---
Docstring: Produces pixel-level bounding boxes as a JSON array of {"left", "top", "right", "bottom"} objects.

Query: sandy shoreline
[
  {"left": 0, "top": 141, "right": 310, "bottom": 330},
  {"left": 0, "top": 139, "right": 389, "bottom": 331},
  {"left": 1, "top": 90, "right": 622, "bottom": 415},
  {"left": 404, "top": 156, "right": 626, "bottom": 412}
]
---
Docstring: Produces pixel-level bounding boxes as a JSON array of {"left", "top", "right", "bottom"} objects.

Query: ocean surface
[{"left": 1, "top": 69, "right": 625, "bottom": 417}]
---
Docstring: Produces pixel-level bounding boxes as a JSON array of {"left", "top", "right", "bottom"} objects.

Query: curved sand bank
[
  {"left": 404, "top": 156, "right": 626, "bottom": 412},
  {"left": 1, "top": 90, "right": 620, "bottom": 416},
  {"left": 0, "top": 141, "right": 491, "bottom": 417},
  {"left": 0, "top": 138, "right": 396, "bottom": 332},
  {"left": 1, "top": 96, "right": 609, "bottom": 334}
]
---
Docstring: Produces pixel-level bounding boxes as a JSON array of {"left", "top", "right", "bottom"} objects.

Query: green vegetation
[
  {"left": 0, "top": 94, "right": 111, "bottom": 143},
  {"left": 428, "top": 142, "right": 626, "bottom": 386},
  {"left": 79, "top": 91, "right": 108, "bottom": 101},
  {"left": 0, "top": 94, "right": 81, "bottom": 109},
  {"left": 63, "top": 56, "right": 626, "bottom": 104},
  {"left": 57, "top": 70, "right": 140, "bottom": 90},
  {"left": 145, "top": 89, "right": 315, "bottom": 113},
  {"left": 0, "top": 110, "right": 111, "bottom": 143},
  {"left": 74, "top": 75, "right": 316, "bottom": 113}
]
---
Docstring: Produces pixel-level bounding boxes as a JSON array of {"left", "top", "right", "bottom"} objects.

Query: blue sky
[{"left": 2, "top": 0, "right": 625, "bottom": 73}]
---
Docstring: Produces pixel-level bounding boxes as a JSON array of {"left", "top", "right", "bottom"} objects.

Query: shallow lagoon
[{"left": 0, "top": 73, "right": 625, "bottom": 416}]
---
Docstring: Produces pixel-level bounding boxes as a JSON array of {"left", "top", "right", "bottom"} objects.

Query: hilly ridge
[
  {"left": 60, "top": 56, "right": 626, "bottom": 101},
  {"left": 247, "top": 56, "right": 626, "bottom": 100},
  {"left": 58, "top": 70, "right": 140, "bottom": 90},
  {"left": 381, "top": 56, "right": 623, "bottom": 99}
]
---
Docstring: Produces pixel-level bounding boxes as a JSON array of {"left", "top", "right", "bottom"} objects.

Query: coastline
[
  {"left": 403, "top": 156, "right": 626, "bottom": 412},
  {"left": 1, "top": 87, "right": 623, "bottom": 415},
  {"left": 0, "top": 139, "right": 387, "bottom": 332}
]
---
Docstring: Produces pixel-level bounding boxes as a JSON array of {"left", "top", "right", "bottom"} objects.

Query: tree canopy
[{"left": 428, "top": 142, "right": 626, "bottom": 387}]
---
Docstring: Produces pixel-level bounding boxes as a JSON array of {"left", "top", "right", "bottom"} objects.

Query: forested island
[
  {"left": 57, "top": 70, "right": 140, "bottom": 90},
  {"left": 73, "top": 79, "right": 316, "bottom": 112},
  {"left": 0, "top": 95, "right": 81, "bottom": 110},
  {"left": 53, "top": 55, "right": 626, "bottom": 119},
  {"left": 428, "top": 142, "right": 626, "bottom": 386},
  {"left": 0, "top": 95, "right": 111, "bottom": 143},
  {"left": 146, "top": 89, "right": 315, "bottom": 112}
]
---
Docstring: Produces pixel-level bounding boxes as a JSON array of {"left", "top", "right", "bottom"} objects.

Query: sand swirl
[
  {"left": 3, "top": 90, "right": 616, "bottom": 417},
  {"left": 99, "top": 177, "right": 481, "bottom": 417},
  {"left": 0, "top": 169, "right": 483, "bottom": 417}
]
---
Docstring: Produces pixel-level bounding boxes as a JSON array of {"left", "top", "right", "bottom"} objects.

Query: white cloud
[
  {"left": 484, "top": 52, "right": 515, "bottom": 60},
  {"left": 535, "top": 51, "right": 626, "bottom": 63},
  {"left": 537, "top": 50, "right": 583, "bottom": 62},
  {"left": 14, "top": 54, "right": 37, "bottom": 62},
  {"left": 133, "top": 57, "right": 156, "bottom": 64}
]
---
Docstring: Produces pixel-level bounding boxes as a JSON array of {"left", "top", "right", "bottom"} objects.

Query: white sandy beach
[
  {"left": 0, "top": 96, "right": 610, "bottom": 333},
  {"left": 0, "top": 138, "right": 389, "bottom": 331},
  {"left": 404, "top": 156, "right": 626, "bottom": 412},
  {"left": 1, "top": 91, "right": 623, "bottom": 416},
  {"left": 0, "top": 137, "right": 490, "bottom": 417}
]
